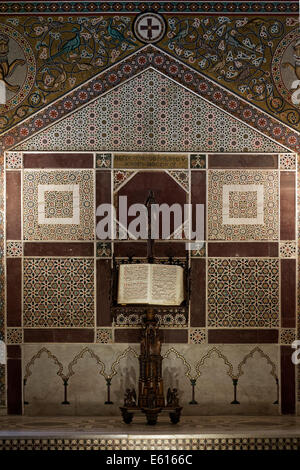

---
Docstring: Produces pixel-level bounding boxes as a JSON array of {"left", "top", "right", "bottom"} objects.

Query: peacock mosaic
[{"left": 0, "top": 13, "right": 298, "bottom": 133}]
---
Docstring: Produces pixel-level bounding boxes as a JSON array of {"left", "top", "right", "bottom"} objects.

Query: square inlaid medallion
[
  {"left": 23, "top": 170, "right": 94, "bottom": 240},
  {"left": 208, "top": 170, "right": 279, "bottom": 240}
]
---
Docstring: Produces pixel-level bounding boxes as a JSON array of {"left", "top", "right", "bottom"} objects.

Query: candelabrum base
[{"left": 120, "top": 406, "right": 182, "bottom": 425}]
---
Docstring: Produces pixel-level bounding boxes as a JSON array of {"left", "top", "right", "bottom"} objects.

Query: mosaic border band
[
  {"left": 0, "top": 2, "right": 297, "bottom": 14},
  {"left": 0, "top": 436, "right": 299, "bottom": 450}
]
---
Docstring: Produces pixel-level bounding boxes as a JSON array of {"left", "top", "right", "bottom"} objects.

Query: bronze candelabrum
[{"left": 120, "top": 307, "right": 182, "bottom": 425}]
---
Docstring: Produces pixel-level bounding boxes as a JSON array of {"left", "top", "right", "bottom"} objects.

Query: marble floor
[
  {"left": 1, "top": 415, "right": 300, "bottom": 438},
  {"left": 1, "top": 415, "right": 300, "bottom": 449}
]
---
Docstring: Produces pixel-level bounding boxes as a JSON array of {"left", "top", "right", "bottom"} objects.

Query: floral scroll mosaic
[{"left": 0, "top": 13, "right": 299, "bottom": 133}]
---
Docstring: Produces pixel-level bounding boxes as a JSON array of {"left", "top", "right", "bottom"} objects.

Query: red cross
[{"left": 140, "top": 18, "right": 159, "bottom": 40}]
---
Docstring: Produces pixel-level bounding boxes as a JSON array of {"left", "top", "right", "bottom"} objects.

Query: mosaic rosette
[
  {"left": 190, "top": 154, "right": 206, "bottom": 169},
  {"left": 5, "top": 152, "right": 22, "bottom": 169},
  {"left": 6, "top": 241, "right": 23, "bottom": 257},
  {"left": 6, "top": 328, "right": 23, "bottom": 344},
  {"left": 96, "top": 329, "right": 113, "bottom": 344},
  {"left": 23, "top": 170, "right": 94, "bottom": 241},
  {"left": 190, "top": 328, "right": 206, "bottom": 344},
  {"left": 23, "top": 258, "right": 94, "bottom": 327},
  {"left": 0, "top": 23, "right": 36, "bottom": 114},
  {"left": 208, "top": 170, "right": 279, "bottom": 241},
  {"left": 96, "top": 153, "right": 112, "bottom": 169},
  {"left": 207, "top": 258, "right": 279, "bottom": 328},
  {"left": 279, "top": 154, "right": 297, "bottom": 170},
  {"left": 272, "top": 28, "right": 300, "bottom": 110},
  {"left": 191, "top": 242, "right": 206, "bottom": 257},
  {"left": 280, "top": 328, "right": 296, "bottom": 345},
  {"left": 96, "top": 242, "right": 112, "bottom": 258},
  {"left": 280, "top": 241, "right": 297, "bottom": 258}
]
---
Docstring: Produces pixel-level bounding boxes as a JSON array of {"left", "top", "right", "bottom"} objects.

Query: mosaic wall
[
  {"left": 4, "top": 149, "right": 297, "bottom": 416},
  {"left": 0, "top": 1, "right": 298, "bottom": 415}
]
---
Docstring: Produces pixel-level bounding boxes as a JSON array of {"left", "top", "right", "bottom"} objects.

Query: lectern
[{"left": 112, "top": 191, "right": 190, "bottom": 425}]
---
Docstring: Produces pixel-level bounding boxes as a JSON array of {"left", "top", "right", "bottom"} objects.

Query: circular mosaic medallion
[
  {"left": 133, "top": 13, "right": 166, "bottom": 44},
  {"left": 271, "top": 29, "right": 300, "bottom": 106},
  {"left": 0, "top": 23, "right": 36, "bottom": 112}
]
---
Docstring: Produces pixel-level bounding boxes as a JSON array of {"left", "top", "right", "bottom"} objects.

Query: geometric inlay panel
[
  {"left": 23, "top": 170, "right": 94, "bottom": 240},
  {"left": 208, "top": 170, "right": 279, "bottom": 240},
  {"left": 207, "top": 258, "right": 279, "bottom": 328},
  {"left": 23, "top": 258, "right": 94, "bottom": 327}
]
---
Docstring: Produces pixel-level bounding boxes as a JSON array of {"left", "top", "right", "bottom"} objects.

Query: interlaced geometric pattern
[
  {"left": 23, "top": 258, "right": 94, "bottom": 327},
  {"left": 208, "top": 170, "right": 279, "bottom": 240},
  {"left": 16, "top": 70, "right": 284, "bottom": 154},
  {"left": 44, "top": 191, "right": 74, "bottom": 218},
  {"left": 23, "top": 170, "right": 94, "bottom": 241},
  {"left": 229, "top": 191, "right": 257, "bottom": 219},
  {"left": 207, "top": 258, "right": 279, "bottom": 328}
]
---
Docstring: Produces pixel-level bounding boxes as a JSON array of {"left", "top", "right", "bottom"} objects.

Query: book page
[
  {"left": 150, "top": 265, "right": 184, "bottom": 306},
  {"left": 117, "top": 264, "right": 150, "bottom": 304}
]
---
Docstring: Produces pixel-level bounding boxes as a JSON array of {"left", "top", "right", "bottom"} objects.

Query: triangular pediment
[
  {"left": 6, "top": 45, "right": 294, "bottom": 153},
  {"left": 16, "top": 68, "right": 284, "bottom": 153}
]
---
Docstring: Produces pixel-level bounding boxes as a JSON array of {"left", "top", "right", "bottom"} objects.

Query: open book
[{"left": 117, "top": 263, "right": 184, "bottom": 306}]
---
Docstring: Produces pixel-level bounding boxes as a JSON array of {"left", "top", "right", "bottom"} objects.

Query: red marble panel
[
  {"left": 23, "top": 153, "right": 93, "bottom": 168},
  {"left": 281, "top": 259, "right": 296, "bottom": 328},
  {"left": 7, "top": 345, "right": 22, "bottom": 415},
  {"left": 114, "top": 241, "right": 186, "bottom": 258},
  {"left": 97, "top": 259, "right": 112, "bottom": 326},
  {"left": 208, "top": 242, "right": 278, "bottom": 257},
  {"left": 24, "top": 329, "right": 94, "bottom": 342},
  {"left": 208, "top": 154, "right": 278, "bottom": 169},
  {"left": 191, "top": 171, "right": 206, "bottom": 239},
  {"left": 96, "top": 170, "right": 111, "bottom": 206},
  {"left": 6, "top": 258, "right": 21, "bottom": 327},
  {"left": 190, "top": 259, "right": 206, "bottom": 327},
  {"left": 280, "top": 172, "right": 295, "bottom": 240},
  {"left": 24, "top": 242, "right": 94, "bottom": 257},
  {"left": 281, "top": 346, "right": 295, "bottom": 414},
  {"left": 115, "top": 329, "right": 188, "bottom": 343},
  {"left": 6, "top": 171, "right": 21, "bottom": 240},
  {"left": 208, "top": 329, "right": 279, "bottom": 343}
]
